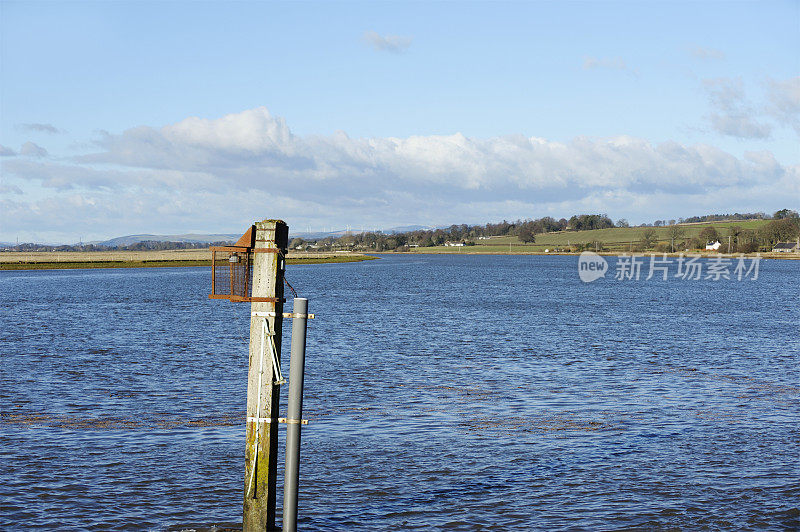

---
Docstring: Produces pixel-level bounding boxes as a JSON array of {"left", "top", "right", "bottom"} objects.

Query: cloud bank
[{"left": 1, "top": 107, "right": 797, "bottom": 241}]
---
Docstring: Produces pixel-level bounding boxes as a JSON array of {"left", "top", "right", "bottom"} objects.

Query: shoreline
[
  {"left": 374, "top": 250, "right": 800, "bottom": 260},
  {"left": 0, "top": 252, "right": 377, "bottom": 270}
]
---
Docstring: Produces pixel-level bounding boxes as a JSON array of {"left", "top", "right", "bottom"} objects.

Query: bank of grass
[
  {"left": 407, "top": 219, "right": 776, "bottom": 254},
  {"left": 0, "top": 254, "right": 377, "bottom": 270}
]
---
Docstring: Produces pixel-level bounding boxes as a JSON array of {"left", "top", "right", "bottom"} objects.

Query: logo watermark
[
  {"left": 578, "top": 253, "right": 761, "bottom": 283},
  {"left": 578, "top": 251, "right": 609, "bottom": 283}
]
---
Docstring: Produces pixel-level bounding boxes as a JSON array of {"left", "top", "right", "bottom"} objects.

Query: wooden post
[{"left": 243, "top": 219, "right": 288, "bottom": 531}]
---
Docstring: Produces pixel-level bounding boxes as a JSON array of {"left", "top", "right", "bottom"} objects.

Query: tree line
[{"left": 293, "top": 209, "right": 799, "bottom": 252}]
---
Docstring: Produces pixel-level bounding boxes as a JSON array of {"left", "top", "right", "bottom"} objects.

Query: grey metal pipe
[{"left": 283, "top": 298, "right": 308, "bottom": 532}]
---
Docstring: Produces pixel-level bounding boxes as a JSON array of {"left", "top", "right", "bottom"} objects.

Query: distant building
[
  {"left": 444, "top": 241, "right": 465, "bottom": 247},
  {"left": 705, "top": 241, "right": 721, "bottom": 251},
  {"left": 772, "top": 242, "right": 799, "bottom": 253}
]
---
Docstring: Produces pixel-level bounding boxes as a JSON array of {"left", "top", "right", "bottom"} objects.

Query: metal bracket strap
[
  {"left": 248, "top": 417, "right": 277, "bottom": 423},
  {"left": 252, "top": 311, "right": 315, "bottom": 319},
  {"left": 247, "top": 417, "right": 309, "bottom": 425},
  {"left": 278, "top": 418, "right": 309, "bottom": 425}
]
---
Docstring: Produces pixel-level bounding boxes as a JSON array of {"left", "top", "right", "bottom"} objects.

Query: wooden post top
[{"left": 254, "top": 220, "right": 288, "bottom": 250}]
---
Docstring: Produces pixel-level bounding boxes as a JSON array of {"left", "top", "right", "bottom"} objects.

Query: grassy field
[
  {"left": 408, "top": 219, "right": 776, "bottom": 254},
  {"left": 0, "top": 249, "right": 377, "bottom": 270}
]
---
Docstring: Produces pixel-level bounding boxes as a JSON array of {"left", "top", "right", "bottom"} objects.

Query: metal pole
[{"left": 283, "top": 298, "right": 308, "bottom": 532}]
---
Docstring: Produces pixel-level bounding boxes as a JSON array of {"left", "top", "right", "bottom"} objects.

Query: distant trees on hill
[
  {"left": 680, "top": 212, "right": 767, "bottom": 223},
  {"left": 773, "top": 208, "right": 799, "bottom": 220},
  {"left": 567, "top": 214, "right": 615, "bottom": 231},
  {"left": 281, "top": 209, "right": 800, "bottom": 252}
]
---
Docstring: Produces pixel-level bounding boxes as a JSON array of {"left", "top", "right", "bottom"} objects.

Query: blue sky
[{"left": 1, "top": 0, "right": 798, "bottom": 243}]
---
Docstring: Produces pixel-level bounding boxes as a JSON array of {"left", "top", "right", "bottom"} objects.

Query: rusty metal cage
[
  {"left": 210, "top": 247, "right": 255, "bottom": 302},
  {"left": 209, "top": 225, "right": 285, "bottom": 303}
]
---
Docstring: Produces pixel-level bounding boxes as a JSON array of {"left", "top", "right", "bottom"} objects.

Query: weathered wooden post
[
  {"left": 211, "top": 219, "right": 315, "bottom": 530},
  {"left": 243, "top": 219, "right": 288, "bottom": 531}
]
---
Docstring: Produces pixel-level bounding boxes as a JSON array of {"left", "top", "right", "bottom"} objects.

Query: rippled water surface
[{"left": 1, "top": 255, "right": 798, "bottom": 530}]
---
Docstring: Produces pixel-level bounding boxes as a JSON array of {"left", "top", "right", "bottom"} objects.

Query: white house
[
  {"left": 772, "top": 241, "right": 799, "bottom": 253},
  {"left": 705, "top": 240, "right": 721, "bottom": 251},
  {"left": 444, "top": 241, "right": 465, "bottom": 247}
]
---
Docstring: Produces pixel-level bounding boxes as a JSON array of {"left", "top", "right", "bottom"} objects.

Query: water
[{"left": 1, "top": 255, "right": 798, "bottom": 530}]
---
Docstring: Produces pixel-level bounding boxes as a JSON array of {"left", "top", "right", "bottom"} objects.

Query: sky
[{"left": 1, "top": 0, "right": 798, "bottom": 243}]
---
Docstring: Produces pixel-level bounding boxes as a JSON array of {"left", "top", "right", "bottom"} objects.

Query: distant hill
[
  {"left": 96, "top": 233, "right": 241, "bottom": 247},
  {"left": 385, "top": 225, "right": 436, "bottom": 234},
  {"left": 288, "top": 225, "right": 436, "bottom": 240},
  {"left": 92, "top": 225, "right": 436, "bottom": 247}
]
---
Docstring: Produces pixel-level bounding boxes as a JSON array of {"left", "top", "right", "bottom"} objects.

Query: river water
[{"left": 1, "top": 255, "right": 798, "bottom": 530}]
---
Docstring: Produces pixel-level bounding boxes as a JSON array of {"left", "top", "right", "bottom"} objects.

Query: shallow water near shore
[{"left": 1, "top": 255, "right": 798, "bottom": 530}]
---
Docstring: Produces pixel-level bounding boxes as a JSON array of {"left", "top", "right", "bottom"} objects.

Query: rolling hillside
[{"left": 411, "top": 219, "right": 773, "bottom": 253}]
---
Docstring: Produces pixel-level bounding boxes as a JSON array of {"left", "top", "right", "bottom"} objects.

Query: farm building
[{"left": 772, "top": 242, "right": 799, "bottom": 253}]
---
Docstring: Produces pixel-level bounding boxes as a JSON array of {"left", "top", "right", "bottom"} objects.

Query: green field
[{"left": 409, "top": 219, "right": 771, "bottom": 253}]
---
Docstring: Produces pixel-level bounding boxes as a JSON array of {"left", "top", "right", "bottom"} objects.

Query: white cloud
[
  {"left": 766, "top": 76, "right": 800, "bottom": 135},
  {"left": 689, "top": 46, "right": 725, "bottom": 61},
  {"left": 19, "top": 141, "right": 48, "bottom": 157},
  {"left": 583, "top": 56, "right": 628, "bottom": 71},
  {"left": 0, "top": 184, "right": 23, "bottom": 195},
  {"left": 703, "top": 78, "right": 772, "bottom": 139},
  {"left": 0, "top": 144, "right": 16, "bottom": 156},
  {"left": 363, "top": 31, "right": 413, "bottom": 53},
  {"left": 16, "top": 123, "right": 63, "bottom": 134},
  {"left": 2, "top": 107, "right": 796, "bottom": 242},
  {"left": 707, "top": 113, "right": 772, "bottom": 139}
]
